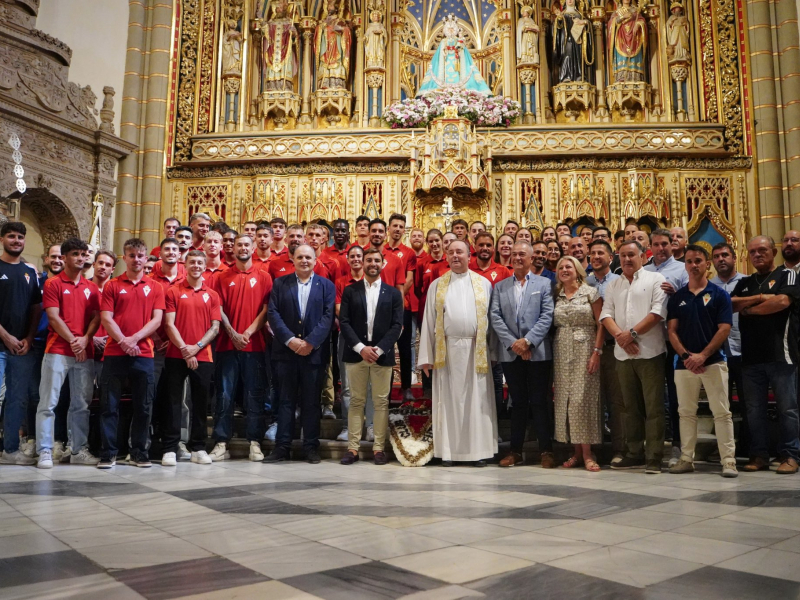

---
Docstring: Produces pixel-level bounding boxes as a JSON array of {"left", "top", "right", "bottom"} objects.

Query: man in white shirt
[{"left": 600, "top": 240, "right": 668, "bottom": 473}]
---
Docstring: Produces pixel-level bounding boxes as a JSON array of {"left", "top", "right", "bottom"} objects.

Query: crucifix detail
[{"left": 433, "top": 196, "right": 461, "bottom": 230}]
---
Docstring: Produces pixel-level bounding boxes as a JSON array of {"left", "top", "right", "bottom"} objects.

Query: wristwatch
[
  {"left": 681, "top": 351, "right": 690, "bottom": 360},
  {"left": 197, "top": 341, "right": 205, "bottom": 349},
  {"left": 629, "top": 328, "right": 639, "bottom": 340},
  {"left": 593, "top": 347, "right": 603, "bottom": 356}
]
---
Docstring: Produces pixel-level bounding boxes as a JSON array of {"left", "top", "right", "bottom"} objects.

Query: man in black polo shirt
[
  {"left": 666, "top": 245, "right": 736, "bottom": 477},
  {"left": 732, "top": 235, "right": 800, "bottom": 474},
  {"left": 0, "top": 222, "right": 42, "bottom": 465}
]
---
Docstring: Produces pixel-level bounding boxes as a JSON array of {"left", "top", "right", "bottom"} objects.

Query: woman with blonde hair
[{"left": 553, "top": 255, "right": 605, "bottom": 471}]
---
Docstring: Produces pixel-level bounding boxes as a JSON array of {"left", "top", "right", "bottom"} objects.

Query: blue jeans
[
  {"left": 36, "top": 354, "right": 94, "bottom": 453},
  {"left": 100, "top": 356, "right": 155, "bottom": 461},
  {"left": 742, "top": 362, "right": 800, "bottom": 461},
  {"left": 214, "top": 351, "right": 267, "bottom": 443},
  {"left": 0, "top": 350, "right": 36, "bottom": 453}
]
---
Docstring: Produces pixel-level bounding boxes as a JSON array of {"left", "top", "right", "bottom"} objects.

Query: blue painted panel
[{"left": 689, "top": 217, "right": 726, "bottom": 251}]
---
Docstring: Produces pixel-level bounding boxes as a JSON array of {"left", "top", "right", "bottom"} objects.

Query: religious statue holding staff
[
  {"left": 314, "top": 0, "right": 353, "bottom": 90},
  {"left": 516, "top": 3, "right": 540, "bottom": 65},
  {"left": 259, "top": 0, "right": 298, "bottom": 91},
  {"left": 551, "top": 0, "right": 594, "bottom": 84},
  {"left": 607, "top": 0, "right": 648, "bottom": 83},
  {"left": 221, "top": 19, "right": 243, "bottom": 77},
  {"left": 365, "top": 6, "right": 387, "bottom": 69},
  {"left": 665, "top": 1, "right": 691, "bottom": 63}
]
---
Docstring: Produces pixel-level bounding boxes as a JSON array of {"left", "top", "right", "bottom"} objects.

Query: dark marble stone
[
  {"left": 283, "top": 561, "right": 445, "bottom": 600},
  {"left": 197, "top": 495, "right": 325, "bottom": 515},
  {"left": 467, "top": 564, "right": 644, "bottom": 600},
  {"left": 234, "top": 482, "right": 322, "bottom": 494},
  {"left": 112, "top": 556, "right": 270, "bottom": 600},
  {"left": 168, "top": 486, "right": 256, "bottom": 502},
  {"left": 690, "top": 490, "right": 800, "bottom": 508},
  {"left": 317, "top": 505, "right": 458, "bottom": 517},
  {"left": 536, "top": 500, "right": 625, "bottom": 519},
  {"left": 645, "top": 566, "right": 800, "bottom": 600},
  {"left": 0, "top": 480, "right": 148, "bottom": 498},
  {"left": 0, "top": 550, "right": 105, "bottom": 588}
]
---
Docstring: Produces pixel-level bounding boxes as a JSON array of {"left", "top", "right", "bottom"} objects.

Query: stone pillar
[
  {"left": 539, "top": 8, "right": 554, "bottom": 122},
  {"left": 353, "top": 15, "right": 364, "bottom": 127},
  {"left": 298, "top": 17, "right": 316, "bottom": 128},
  {"left": 775, "top": 0, "right": 800, "bottom": 230},
  {"left": 498, "top": 5, "right": 515, "bottom": 99},
  {"left": 591, "top": 7, "right": 608, "bottom": 119}
]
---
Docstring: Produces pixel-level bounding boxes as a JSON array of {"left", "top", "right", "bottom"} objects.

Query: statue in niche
[
  {"left": 416, "top": 14, "right": 492, "bottom": 95},
  {"left": 665, "top": 1, "right": 691, "bottom": 63},
  {"left": 551, "top": 0, "right": 594, "bottom": 84},
  {"left": 516, "top": 4, "right": 540, "bottom": 65},
  {"left": 606, "top": 0, "right": 648, "bottom": 83},
  {"left": 314, "top": 0, "right": 353, "bottom": 90},
  {"left": 260, "top": 0, "right": 298, "bottom": 91},
  {"left": 222, "top": 18, "right": 243, "bottom": 76},
  {"left": 365, "top": 7, "right": 387, "bottom": 69}
]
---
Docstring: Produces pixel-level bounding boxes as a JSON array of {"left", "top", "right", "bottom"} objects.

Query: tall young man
[
  {"left": 222, "top": 229, "right": 238, "bottom": 267},
  {"left": 99, "top": 239, "right": 165, "bottom": 468},
  {"left": 163, "top": 250, "right": 221, "bottom": 466},
  {"left": 189, "top": 213, "right": 211, "bottom": 251},
  {"left": 150, "top": 217, "right": 180, "bottom": 258},
  {"left": 253, "top": 224, "right": 274, "bottom": 270},
  {"left": 355, "top": 215, "right": 370, "bottom": 248},
  {"left": 269, "top": 217, "right": 288, "bottom": 258},
  {"left": 368, "top": 219, "right": 404, "bottom": 292},
  {"left": 451, "top": 219, "right": 469, "bottom": 243},
  {"left": 151, "top": 238, "right": 185, "bottom": 285},
  {"left": 91, "top": 250, "right": 116, "bottom": 382},
  {"left": 323, "top": 218, "right": 352, "bottom": 272},
  {"left": 243, "top": 221, "right": 258, "bottom": 239},
  {"left": 174, "top": 226, "right": 193, "bottom": 263},
  {"left": 0, "top": 223, "right": 42, "bottom": 465},
  {"left": 385, "top": 214, "right": 416, "bottom": 400},
  {"left": 202, "top": 230, "right": 228, "bottom": 279},
  {"left": 36, "top": 238, "right": 101, "bottom": 468}
]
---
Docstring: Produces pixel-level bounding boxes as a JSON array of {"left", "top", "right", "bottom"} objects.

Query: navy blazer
[
  {"left": 489, "top": 273, "right": 554, "bottom": 362},
  {"left": 340, "top": 281, "right": 403, "bottom": 367},
  {"left": 268, "top": 273, "right": 335, "bottom": 365}
]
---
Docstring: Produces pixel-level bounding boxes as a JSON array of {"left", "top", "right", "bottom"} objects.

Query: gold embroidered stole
[{"left": 433, "top": 270, "right": 489, "bottom": 374}]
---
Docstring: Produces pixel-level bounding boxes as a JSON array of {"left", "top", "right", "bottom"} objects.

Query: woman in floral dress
[{"left": 553, "top": 256, "right": 605, "bottom": 471}]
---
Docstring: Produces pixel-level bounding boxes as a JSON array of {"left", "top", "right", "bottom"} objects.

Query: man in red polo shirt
[
  {"left": 253, "top": 223, "right": 273, "bottom": 271},
  {"left": 306, "top": 223, "right": 338, "bottom": 282},
  {"left": 323, "top": 218, "right": 352, "bottom": 271},
  {"left": 209, "top": 234, "right": 272, "bottom": 462},
  {"left": 355, "top": 215, "right": 370, "bottom": 248},
  {"left": 91, "top": 249, "right": 116, "bottom": 381},
  {"left": 35, "top": 238, "right": 101, "bottom": 469},
  {"left": 189, "top": 212, "right": 211, "bottom": 251},
  {"left": 221, "top": 229, "right": 237, "bottom": 267},
  {"left": 270, "top": 217, "right": 288, "bottom": 259},
  {"left": 360, "top": 218, "right": 404, "bottom": 292},
  {"left": 151, "top": 238, "right": 186, "bottom": 284},
  {"left": 470, "top": 232, "right": 510, "bottom": 287},
  {"left": 174, "top": 226, "right": 193, "bottom": 263},
  {"left": 98, "top": 238, "right": 165, "bottom": 469},
  {"left": 162, "top": 250, "right": 221, "bottom": 466},
  {"left": 202, "top": 230, "right": 228, "bottom": 279},
  {"left": 150, "top": 217, "right": 180, "bottom": 258},
  {"left": 268, "top": 225, "right": 329, "bottom": 280}
]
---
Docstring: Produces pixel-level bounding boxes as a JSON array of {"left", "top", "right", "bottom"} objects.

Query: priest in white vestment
[{"left": 418, "top": 240, "right": 498, "bottom": 465}]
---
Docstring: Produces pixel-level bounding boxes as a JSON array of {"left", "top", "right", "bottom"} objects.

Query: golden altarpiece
[{"left": 164, "top": 0, "right": 754, "bottom": 264}]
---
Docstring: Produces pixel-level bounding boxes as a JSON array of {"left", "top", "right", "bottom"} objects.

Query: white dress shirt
[
  {"left": 353, "top": 277, "right": 384, "bottom": 356},
  {"left": 600, "top": 267, "right": 668, "bottom": 361}
]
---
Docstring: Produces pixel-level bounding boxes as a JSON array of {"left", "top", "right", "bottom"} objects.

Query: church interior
[{"left": 1, "top": 0, "right": 800, "bottom": 598}]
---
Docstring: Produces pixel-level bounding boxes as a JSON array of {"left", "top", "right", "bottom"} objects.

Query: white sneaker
[
  {"left": 37, "top": 449, "right": 53, "bottom": 469},
  {"left": 322, "top": 407, "right": 336, "bottom": 420},
  {"left": 722, "top": 461, "right": 739, "bottom": 478},
  {"left": 20, "top": 438, "right": 36, "bottom": 458},
  {"left": 161, "top": 452, "right": 177, "bottom": 467},
  {"left": 249, "top": 441, "right": 264, "bottom": 462},
  {"left": 59, "top": 446, "right": 72, "bottom": 463},
  {"left": 177, "top": 442, "right": 191, "bottom": 461},
  {"left": 52, "top": 441, "right": 66, "bottom": 462},
  {"left": 366, "top": 425, "right": 374, "bottom": 443},
  {"left": 668, "top": 446, "right": 681, "bottom": 468},
  {"left": 265, "top": 422, "right": 277, "bottom": 441},
  {"left": 336, "top": 427, "right": 349, "bottom": 442},
  {"left": 191, "top": 451, "right": 212, "bottom": 465},
  {"left": 209, "top": 443, "right": 229, "bottom": 461},
  {"left": 0, "top": 450, "right": 36, "bottom": 466},
  {"left": 70, "top": 447, "right": 100, "bottom": 466}
]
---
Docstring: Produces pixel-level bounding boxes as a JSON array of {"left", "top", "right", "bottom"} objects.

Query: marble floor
[{"left": 1, "top": 459, "right": 799, "bottom": 599}]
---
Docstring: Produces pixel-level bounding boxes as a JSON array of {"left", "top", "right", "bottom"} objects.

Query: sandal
[
  {"left": 584, "top": 458, "right": 601, "bottom": 472},
  {"left": 562, "top": 456, "right": 583, "bottom": 468}
]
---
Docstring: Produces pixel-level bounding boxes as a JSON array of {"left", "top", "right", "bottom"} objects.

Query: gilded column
[
  {"left": 298, "top": 17, "right": 315, "bottom": 128},
  {"left": 498, "top": 5, "right": 515, "bottom": 99},
  {"left": 389, "top": 12, "right": 403, "bottom": 103},
  {"left": 353, "top": 14, "right": 364, "bottom": 127},
  {"left": 591, "top": 6, "right": 608, "bottom": 119},
  {"left": 775, "top": 0, "right": 800, "bottom": 229}
]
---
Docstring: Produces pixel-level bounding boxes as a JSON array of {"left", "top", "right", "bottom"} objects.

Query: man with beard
[
  {"left": 470, "top": 232, "right": 510, "bottom": 286},
  {"left": 150, "top": 218, "right": 180, "bottom": 258},
  {"left": 222, "top": 229, "right": 237, "bottom": 267},
  {"left": 268, "top": 225, "right": 329, "bottom": 280},
  {"left": 151, "top": 238, "right": 185, "bottom": 287},
  {"left": 253, "top": 224, "right": 274, "bottom": 271},
  {"left": 364, "top": 219, "right": 404, "bottom": 292},
  {"left": 202, "top": 231, "right": 228, "bottom": 279},
  {"left": 0, "top": 223, "right": 42, "bottom": 465},
  {"left": 189, "top": 213, "right": 211, "bottom": 251},
  {"left": 781, "top": 230, "right": 800, "bottom": 273},
  {"left": 269, "top": 217, "right": 288, "bottom": 259},
  {"left": 209, "top": 234, "right": 272, "bottom": 462},
  {"left": 531, "top": 240, "right": 556, "bottom": 283},
  {"left": 174, "top": 226, "right": 193, "bottom": 263},
  {"left": 339, "top": 248, "right": 403, "bottom": 465},
  {"left": 385, "top": 214, "right": 416, "bottom": 400}
]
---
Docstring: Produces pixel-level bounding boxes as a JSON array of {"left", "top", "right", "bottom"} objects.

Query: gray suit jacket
[{"left": 489, "top": 273, "right": 554, "bottom": 362}]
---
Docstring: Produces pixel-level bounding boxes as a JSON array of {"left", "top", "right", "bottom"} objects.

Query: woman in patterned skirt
[{"left": 553, "top": 255, "right": 605, "bottom": 471}]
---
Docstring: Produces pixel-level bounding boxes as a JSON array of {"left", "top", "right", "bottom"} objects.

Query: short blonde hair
[{"left": 555, "top": 255, "right": 587, "bottom": 295}]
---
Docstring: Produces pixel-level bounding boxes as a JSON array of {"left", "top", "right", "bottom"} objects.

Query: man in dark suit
[
  {"left": 264, "top": 243, "right": 335, "bottom": 464},
  {"left": 339, "top": 248, "right": 404, "bottom": 465}
]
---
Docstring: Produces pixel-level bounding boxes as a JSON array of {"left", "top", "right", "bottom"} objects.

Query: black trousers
[
  {"left": 502, "top": 358, "right": 553, "bottom": 453},
  {"left": 100, "top": 356, "right": 154, "bottom": 461},
  {"left": 665, "top": 345, "right": 680, "bottom": 444},
  {"left": 273, "top": 359, "right": 325, "bottom": 451},
  {"left": 728, "top": 355, "right": 750, "bottom": 456},
  {"left": 163, "top": 358, "right": 213, "bottom": 453},
  {"left": 397, "top": 309, "right": 413, "bottom": 389}
]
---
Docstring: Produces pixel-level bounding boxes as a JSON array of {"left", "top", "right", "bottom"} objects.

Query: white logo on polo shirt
[
  {"left": 229, "top": 281, "right": 235, "bottom": 286},
  {"left": 180, "top": 294, "right": 188, "bottom": 299},
  {"left": 425, "top": 269, "right": 431, "bottom": 274},
  {"left": 250, "top": 277, "right": 257, "bottom": 288},
  {"left": 0, "top": 274, "right": 7, "bottom": 280},
  {"left": 120, "top": 289, "right": 128, "bottom": 294},
  {"left": 679, "top": 301, "right": 686, "bottom": 306},
  {"left": 202, "top": 293, "right": 210, "bottom": 303},
  {"left": 63, "top": 289, "right": 71, "bottom": 295},
  {"left": 84, "top": 289, "right": 91, "bottom": 299},
  {"left": 279, "top": 268, "right": 286, "bottom": 272},
  {"left": 143, "top": 285, "right": 151, "bottom": 297}
]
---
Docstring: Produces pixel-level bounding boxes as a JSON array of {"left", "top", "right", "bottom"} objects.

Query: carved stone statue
[
  {"left": 552, "top": 0, "right": 594, "bottom": 84},
  {"left": 314, "top": 0, "right": 353, "bottom": 90},
  {"left": 221, "top": 18, "right": 243, "bottom": 76},
  {"left": 606, "top": 0, "right": 647, "bottom": 83},
  {"left": 516, "top": 4, "right": 539, "bottom": 65},
  {"left": 260, "top": 0, "right": 298, "bottom": 91},
  {"left": 666, "top": 1, "right": 691, "bottom": 64},
  {"left": 364, "top": 8, "right": 387, "bottom": 69}
]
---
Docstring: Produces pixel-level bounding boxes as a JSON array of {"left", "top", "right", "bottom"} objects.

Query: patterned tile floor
[{"left": 1, "top": 459, "right": 799, "bottom": 599}]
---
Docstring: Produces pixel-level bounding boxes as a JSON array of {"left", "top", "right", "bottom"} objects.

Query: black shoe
[
  {"left": 645, "top": 460, "right": 662, "bottom": 474},
  {"left": 373, "top": 451, "right": 388, "bottom": 465},
  {"left": 307, "top": 449, "right": 321, "bottom": 464},
  {"left": 264, "top": 447, "right": 290, "bottom": 463},
  {"left": 610, "top": 456, "right": 646, "bottom": 470},
  {"left": 441, "top": 460, "right": 453, "bottom": 467},
  {"left": 97, "top": 459, "right": 115, "bottom": 469},
  {"left": 340, "top": 451, "right": 359, "bottom": 465},
  {"left": 474, "top": 460, "right": 487, "bottom": 468}
]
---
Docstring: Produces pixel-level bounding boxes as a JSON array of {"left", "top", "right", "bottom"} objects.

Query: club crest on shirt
[
  {"left": 702, "top": 293, "right": 711, "bottom": 306},
  {"left": 491, "top": 271, "right": 498, "bottom": 281},
  {"left": 24, "top": 272, "right": 30, "bottom": 284},
  {"left": 202, "top": 293, "right": 210, "bottom": 303},
  {"left": 397, "top": 252, "right": 404, "bottom": 258},
  {"left": 249, "top": 277, "right": 257, "bottom": 288},
  {"left": 769, "top": 280, "right": 776, "bottom": 289},
  {"left": 83, "top": 288, "right": 91, "bottom": 300},
  {"left": 143, "top": 285, "right": 151, "bottom": 297}
]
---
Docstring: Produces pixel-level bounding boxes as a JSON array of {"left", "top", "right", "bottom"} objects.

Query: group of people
[{"left": 0, "top": 212, "right": 798, "bottom": 478}]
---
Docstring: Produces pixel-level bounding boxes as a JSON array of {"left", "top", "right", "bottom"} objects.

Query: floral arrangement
[{"left": 383, "top": 88, "right": 521, "bottom": 128}]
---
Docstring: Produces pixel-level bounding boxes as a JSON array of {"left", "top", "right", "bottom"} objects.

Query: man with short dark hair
[
  {"left": 530, "top": 240, "right": 556, "bottom": 282},
  {"left": 451, "top": 219, "right": 469, "bottom": 243},
  {"left": 243, "top": 221, "right": 258, "bottom": 240},
  {"left": 253, "top": 224, "right": 274, "bottom": 270},
  {"left": 504, "top": 220, "right": 519, "bottom": 237},
  {"left": 91, "top": 250, "right": 116, "bottom": 384},
  {"left": 366, "top": 219, "right": 404, "bottom": 292},
  {"left": 36, "top": 237, "right": 101, "bottom": 469},
  {"left": 98, "top": 238, "right": 165, "bottom": 468},
  {"left": 624, "top": 223, "right": 639, "bottom": 241},
  {"left": 579, "top": 225, "right": 594, "bottom": 245},
  {"left": 385, "top": 214, "right": 416, "bottom": 401},
  {"left": 189, "top": 213, "right": 211, "bottom": 250},
  {"left": 144, "top": 256, "right": 157, "bottom": 275},
  {"left": 222, "top": 229, "right": 237, "bottom": 267},
  {"left": 150, "top": 218, "right": 180, "bottom": 258},
  {"left": 323, "top": 218, "right": 352, "bottom": 276},
  {"left": 269, "top": 217, "right": 288, "bottom": 257},
  {"left": 556, "top": 223, "right": 571, "bottom": 238},
  {"left": 469, "top": 221, "right": 486, "bottom": 247},
  {"left": 355, "top": 215, "right": 370, "bottom": 248},
  {"left": 174, "top": 226, "right": 193, "bottom": 263}
]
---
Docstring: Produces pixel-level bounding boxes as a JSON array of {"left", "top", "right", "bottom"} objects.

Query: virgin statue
[
  {"left": 314, "top": 0, "right": 353, "bottom": 90},
  {"left": 260, "top": 0, "right": 298, "bottom": 91},
  {"left": 552, "top": 0, "right": 594, "bottom": 85},
  {"left": 416, "top": 15, "right": 492, "bottom": 96},
  {"left": 607, "top": 0, "right": 648, "bottom": 83}
]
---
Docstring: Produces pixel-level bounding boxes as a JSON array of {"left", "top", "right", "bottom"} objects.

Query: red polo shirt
[
  {"left": 43, "top": 272, "right": 101, "bottom": 358},
  {"left": 406, "top": 250, "right": 427, "bottom": 313},
  {"left": 416, "top": 257, "right": 448, "bottom": 319},
  {"left": 470, "top": 259, "right": 511, "bottom": 288},
  {"left": 317, "top": 252, "right": 339, "bottom": 282},
  {"left": 211, "top": 265, "right": 272, "bottom": 353},
  {"left": 335, "top": 274, "right": 364, "bottom": 305},
  {"left": 150, "top": 247, "right": 161, "bottom": 258},
  {"left": 152, "top": 261, "right": 186, "bottom": 281},
  {"left": 267, "top": 254, "right": 330, "bottom": 282},
  {"left": 93, "top": 280, "right": 110, "bottom": 341},
  {"left": 101, "top": 273, "right": 166, "bottom": 358},
  {"left": 252, "top": 253, "right": 273, "bottom": 273},
  {"left": 271, "top": 245, "right": 288, "bottom": 260},
  {"left": 202, "top": 262, "right": 229, "bottom": 282},
  {"left": 164, "top": 280, "right": 221, "bottom": 362}
]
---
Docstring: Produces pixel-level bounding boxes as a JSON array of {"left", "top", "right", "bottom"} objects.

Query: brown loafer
[
  {"left": 540, "top": 452, "right": 556, "bottom": 469},
  {"left": 742, "top": 457, "right": 770, "bottom": 472},
  {"left": 776, "top": 458, "right": 799, "bottom": 474},
  {"left": 340, "top": 451, "right": 359, "bottom": 465},
  {"left": 373, "top": 451, "right": 388, "bottom": 465},
  {"left": 499, "top": 452, "right": 524, "bottom": 467}
]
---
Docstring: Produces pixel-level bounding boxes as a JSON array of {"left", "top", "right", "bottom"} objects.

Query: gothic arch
[{"left": 9, "top": 187, "right": 80, "bottom": 251}]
